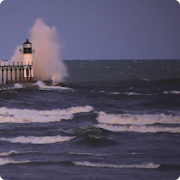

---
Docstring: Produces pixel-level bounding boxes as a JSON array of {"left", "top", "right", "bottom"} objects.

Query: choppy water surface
[{"left": 0, "top": 60, "right": 179, "bottom": 180}]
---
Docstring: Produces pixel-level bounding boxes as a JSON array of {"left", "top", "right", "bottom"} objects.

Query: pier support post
[
  {"left": 6, "top": 67, "right": 8, "bottom": 85},
  {"left": 2, "top": 67, "right": 4, "bottom": 85},
  {"left": 15, "top": 68, "right": 17, "bottom": 82},
  {"left": 10, "top": 66, "right": 13, "bottom": 84}
]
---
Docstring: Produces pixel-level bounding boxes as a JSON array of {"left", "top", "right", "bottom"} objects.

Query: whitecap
[
  {"left": 96, "top": 124, "right": 180, "bottom": 134},
  {"left": 124, "top": 92, "right": 151, "bottom": 96},
  {"left": 0, "top": 105, "right": 93, "bottom": 123},
  {"left": 0, "top": 150, "right": 19, "bottom": 157},
  {"left": 109, "top": 92, "right": 150, "bottom": 96},
  {"left": 69, "top": 152, "right": 113, "bottom": 157},
  {"left": 163, "top": 91, "right": 180, "bottom": 95},
  {"left": 34, "top": 81, "right": 72, "bottom": 90},
  {"left": 109, "top": 92, "right": 120, "bottom": 95},
  {"left": 74, "top": 161, "right": 160, "bottom": 169},
  {"left": 100, "top": 91, "right": 105, "bottom": 93},
  {"left": 0, "top": 158, "right": 30, "bottom": 166},
  {"left": 0, "top": 135, "right": 75, "bottom": 144},
  {"left": 96, "top": 112, "right": 180, "bottom": 125}
]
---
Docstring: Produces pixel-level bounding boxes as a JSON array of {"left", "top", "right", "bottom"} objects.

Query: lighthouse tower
[{"left": 20, "top": 39, "right": 34, "bottom": 78}]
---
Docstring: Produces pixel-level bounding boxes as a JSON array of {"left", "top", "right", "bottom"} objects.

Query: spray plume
[{"left": 10, "top": 18, "right": 67, "bottom": 83}]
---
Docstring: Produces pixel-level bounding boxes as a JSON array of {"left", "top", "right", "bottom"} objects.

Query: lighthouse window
[
  {"left": 27, "top": 44, "right": 31, "bottom": 48},
  {"left": 24, "top": 44, "right": 32, "bottom": 48}
]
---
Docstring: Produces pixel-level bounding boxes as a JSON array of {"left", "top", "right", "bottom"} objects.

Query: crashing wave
[
  {"left": 96, "top": 112, "right": 180, "bottom": 125},
  {"left": 96, "top": 124, "right": 180, "bottom": 134},
  {"left": 34, "top": 81, "right": 72, "bottom": 90},
  {"left": 0, "top": 105, "right": 93, "bottom": 123}
]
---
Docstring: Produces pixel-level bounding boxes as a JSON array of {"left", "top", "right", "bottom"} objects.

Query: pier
[
  {"left": 0, "top": 39, "right": 35, "bottom": 90},
  {"left": 0, "top": 61, "right": 33, "bottom": 89}
]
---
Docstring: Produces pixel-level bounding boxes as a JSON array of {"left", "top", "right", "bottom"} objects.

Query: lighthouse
[{"left": 19, "top": 39, "right": 35, "bottom": 78}]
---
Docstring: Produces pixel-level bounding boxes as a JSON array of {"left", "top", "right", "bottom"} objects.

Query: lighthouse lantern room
[{"left": 23, "top": 39, "right": 32, "bottom": 53}]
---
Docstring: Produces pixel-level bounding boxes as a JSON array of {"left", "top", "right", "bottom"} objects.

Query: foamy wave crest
[
  {"left": 0, "top": 105, "right": 93, "bottom": 123},
  {"left": 125, "top": 92, "right": 150, "bottom": 96},
  {"left": 74, "top": 161, "right": 159, "bottom": 169},
  {"left": 109, "top": 92, "right": 150, "bottom": 96},
  {"left": 163, "top": 91, "right": 180, "bottom": 95},
  {"left": 14, "top": 83, "right": 23, "bottom": 89},
  {"left": 34, "top": 81, "right": 72, "bottom": 90},
  {"left": 0, "top": 150, "right": 19, "bottom": 157},
  {"left": 109, "top": 92, "right": 120, "bottom": 95},
  {"left": 69, "top": 152, "right": 113, "bottom": 157},
  {"left": 96, "top": 124, "right": 180, "bottom": 134},
  {"left": 0, "top": 158, "right": 30, "bottom": 166},
  {"left": 97, "top": 112, "right": 180, "bottom": 125},
  {"left": 0, "top": 135, "right": 75, "bottom": 144}
]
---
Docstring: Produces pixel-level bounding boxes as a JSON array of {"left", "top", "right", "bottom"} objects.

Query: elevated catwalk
[{"left": 0, "top": 61, "right": 33, "bottom": 90}]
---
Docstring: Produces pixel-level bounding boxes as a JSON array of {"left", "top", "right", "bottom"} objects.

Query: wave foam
[
  {"left": 109, "top": 92, "right": 120, "bottom": 95},
  {"left": 69, "top": 152, "right": 142, "bottom": 156},
  {"left": 96, "top": 124, "right": 180, "bottom": 134},
  {"left": 14, "top": 83, "right": 23, "bottom": 89},
  {"left": 0, "top": 158, "right": 30, "bottom": 165},
  {"left": 0, "top": 135, "right": 75, "bottom": 144},
  {"left": 74, "top": 161, "right": 160, "bottom": 169},
  {"left": 34, "top": 81, "right": 72, "bottom": 90},
  {"left": 109, "top": 92, "right": 150, "bottom": 96},
  {"left": 124, "top": 92, "right": 150, "bottom": 96},
  {"left": 69, "top": 152, "right": 113, "bottom": 157},
  {"left": 97, "top": 112, "right": 180, "bottom": 125},
  {"left": 163, "top": 91, "right": 180, "bottom": 95},
  {"left": 0, "top": 105, "right": 93, "bottom": 123},
  {"left": 0, "top": 150, "right": 19, "bottom": 157}
]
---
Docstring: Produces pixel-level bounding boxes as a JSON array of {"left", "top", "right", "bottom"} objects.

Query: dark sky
[{"left": 0, "top": 0, "right": 180, "bottom": 60}]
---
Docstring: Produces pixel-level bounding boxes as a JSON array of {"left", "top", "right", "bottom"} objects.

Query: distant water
[
  {"left": 0, "top": 60, "right": 179, "bottom": 180},
  {"left": 64, "top": 59, "right": 180, "bottom": 83}
]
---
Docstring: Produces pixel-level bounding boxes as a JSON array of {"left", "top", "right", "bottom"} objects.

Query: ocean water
[{"left": 0, "top": 60, "right": 179, "bottom": 180}]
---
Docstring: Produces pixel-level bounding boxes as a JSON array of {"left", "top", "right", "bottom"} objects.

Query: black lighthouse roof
[{"left": 23, "top": 39, "right": 32, "bottom": 45}]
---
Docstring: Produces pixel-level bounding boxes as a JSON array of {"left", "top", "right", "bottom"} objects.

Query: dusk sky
[{"left": 0, "top": 0, "right": 180, "bottom": 60}]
